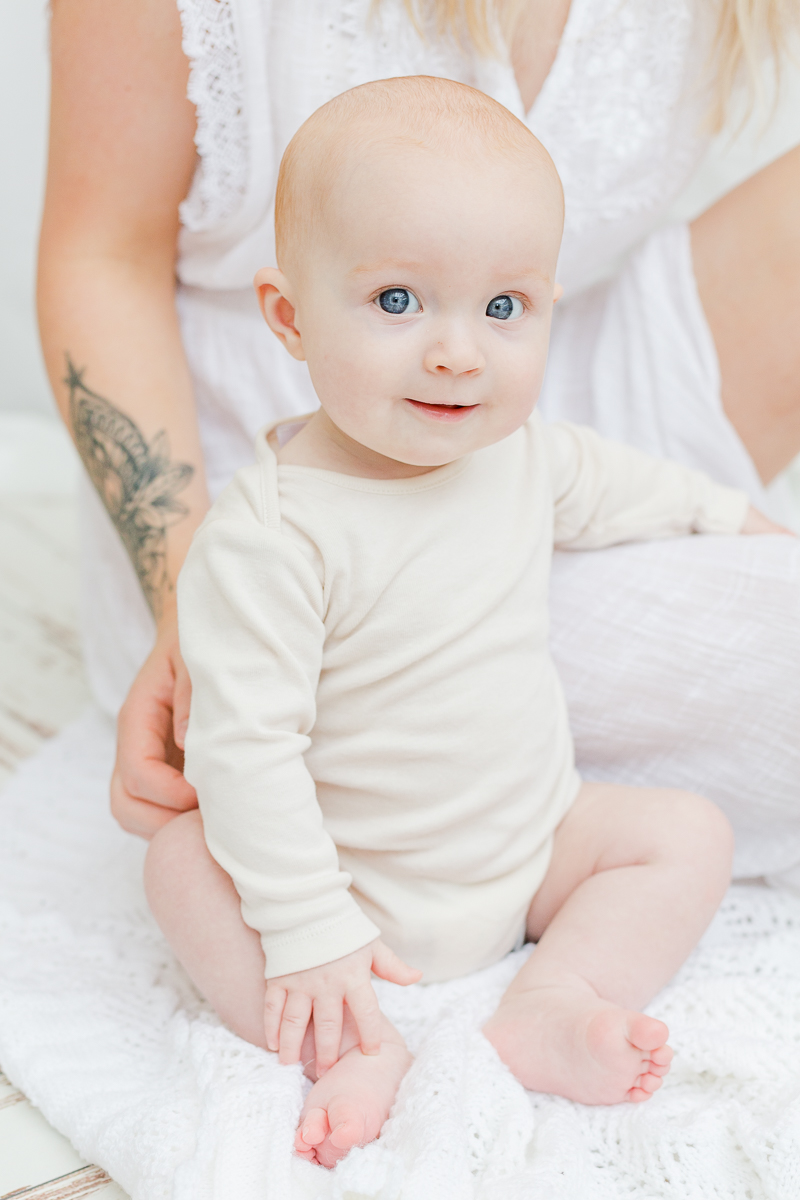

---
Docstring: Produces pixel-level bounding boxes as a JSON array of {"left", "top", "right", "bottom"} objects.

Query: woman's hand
[
  {"left": 741, "top": 506, "right": 796, "bottom": 536},
  {"left": 264, "top": 940, "right": 422, "bottom": 1074},
  {"left": 110, "top": 613, "right": 197, "bottom": 840},
  {"left": 41, "top": 0, "right": 209, "bottom": 842}
]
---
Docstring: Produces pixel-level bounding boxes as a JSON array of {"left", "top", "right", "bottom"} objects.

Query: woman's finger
[
  {"left": 109, "top": 774, "right": 186, "bottom": 840},
  {"left": 115, "top": 674, "right": 197, "bottom": 810},
  {"left": 370, "top": 940, "right": 423, "bottom": 986},
  {"left": 278, "top": 992, "right": 314, "bottom": 1064},
  {"left": 311, "top": 996, "right": 344, "bottom": 1075},
  {"left": 263, "top": 985, "right": 287, "bottom": 1053},
  {"left": 345, "top": 981, "right": 382, "bottom": 1056},
  {"left": 172, "top": 652, "right": 193, "bottom": 750}
]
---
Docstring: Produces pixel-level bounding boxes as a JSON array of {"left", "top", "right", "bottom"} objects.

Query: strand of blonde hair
[{"left": 708, "top": 0, "right": 797, "bottom": 131}]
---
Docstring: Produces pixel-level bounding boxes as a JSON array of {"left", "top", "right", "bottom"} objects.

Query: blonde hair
[
  {"left": 708, "top": 0, "right": 798, "bottom": 130},
  {"left": 389, "top": 0, "right": 799, "bottom": 132},
  {"left": 274, "top": 75, "right": 560, "bottom": 271}
]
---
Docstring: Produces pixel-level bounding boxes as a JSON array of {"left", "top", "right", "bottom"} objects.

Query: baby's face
[{"left": 261, "top": 142, "right": 563, "bottom": 468}]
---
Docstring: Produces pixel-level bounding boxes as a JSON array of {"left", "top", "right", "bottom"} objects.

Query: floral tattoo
[{"left": 65, "top": 355, "right": 194, "bottom": 618}]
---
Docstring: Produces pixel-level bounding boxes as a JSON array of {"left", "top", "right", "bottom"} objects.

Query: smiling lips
[{"left": 405, "top": 398, "right": 479, "bottom": 422}]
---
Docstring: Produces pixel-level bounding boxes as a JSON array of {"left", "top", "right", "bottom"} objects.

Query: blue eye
[
  {"left": 377, "top": 288, "right": 420, "bottom": 315},
  {"left": 487, "top": 295, "right": 523, "bottom": 321}
]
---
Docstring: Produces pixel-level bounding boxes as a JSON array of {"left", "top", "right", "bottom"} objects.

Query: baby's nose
[{"left": 423, "top": 334, "right": 484, "bottom": 377}]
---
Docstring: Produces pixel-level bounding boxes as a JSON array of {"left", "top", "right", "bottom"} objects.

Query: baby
[{"left": 146, "top": 76, "right": 778, "bottom": 1170}]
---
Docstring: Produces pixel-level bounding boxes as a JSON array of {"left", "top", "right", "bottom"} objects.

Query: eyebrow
[
  {"left": 348, "top": 260, "right": 552, "bottom": 284},
  {"left": 347, "top": 260, "right": 428, "bottom": 278}
]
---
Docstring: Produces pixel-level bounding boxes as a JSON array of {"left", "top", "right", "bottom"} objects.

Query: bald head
[{"left": 274, "top": 75, "right": 563, "bottom": 274}]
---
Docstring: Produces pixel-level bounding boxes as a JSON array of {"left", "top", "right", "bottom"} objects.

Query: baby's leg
[
  {"left": 483, "top": 782, "right": 733, "bottom": 1104},
  {"left": 144, "top": 811, "right": 411, "bottom": 1166}
]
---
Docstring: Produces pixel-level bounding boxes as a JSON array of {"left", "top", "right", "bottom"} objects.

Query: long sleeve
[
  {"left": 543, "top": 421, "right": 750, "bottom": 550},
  {"left": 178, "top": 472, "right": 380, "bottom": 977}
]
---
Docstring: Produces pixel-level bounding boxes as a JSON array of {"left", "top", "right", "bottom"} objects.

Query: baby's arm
[
  {"left": 177, "top": 468, "right": 418, "bottom": 1068},
  {"left": 542, "top": 420, "right": 775, "bottom": 549}
]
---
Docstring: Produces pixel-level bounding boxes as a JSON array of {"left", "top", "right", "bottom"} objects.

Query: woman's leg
[
  {"left": 144, "top": 810, "right": 411, "bottom": 1169},
  {"left": 691, "top": 144, "right": 800, "bottom": 483},
  {"left": 483, "top": 782, "right": 734, "bottom": 1104}
]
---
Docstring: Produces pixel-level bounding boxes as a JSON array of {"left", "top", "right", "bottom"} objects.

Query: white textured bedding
[{"left": 1, "top": 707, "right": 799, "bottom": 1200}]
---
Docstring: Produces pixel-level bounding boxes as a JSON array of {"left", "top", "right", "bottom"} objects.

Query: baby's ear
[
  {"left": 553, "top": 282, "right": 564, "bottom": 303},
  {"left": 254, "top": 267, "right": 305, "bottom": 360}
]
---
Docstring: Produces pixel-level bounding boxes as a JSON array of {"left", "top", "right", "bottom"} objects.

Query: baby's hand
[
  {"left": 264, "top": 939, "right": 421, "bottom": 1074},
  {"left": 741, "top": 506, "right": 795, "bottom": 535}
]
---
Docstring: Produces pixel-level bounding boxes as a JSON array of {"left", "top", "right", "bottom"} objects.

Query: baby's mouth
[{"left": 404, "top": 398, "right": 479, "bottom": 422}]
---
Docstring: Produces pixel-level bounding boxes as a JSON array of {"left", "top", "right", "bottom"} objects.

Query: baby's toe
[
  {"left": 298, "top": 1106, "right": 329, "bottom": 1149},
  {"left": 649, "top": 1044, "right": 674, "bottom": 1069},
  {"left": 309, "top": 1101, "right": 369, "bottom": 1167},
  {"left": 314, "top": 1133, "right": 352, "bottom": 1170},
  {"left": 627, "top": 1013, "right": 669, "bottom": 1053},
  {"left": 636, "top": 1070, "right": 663, "bottom": 1094},
  {"left": 328, "top": 1109, "right": 367, "bottom": 1151},
  {"left": 293, "top": 1143, "right": 318, "bottom": 1162}
]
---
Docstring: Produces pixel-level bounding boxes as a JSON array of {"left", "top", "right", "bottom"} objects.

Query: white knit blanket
[{"left": 1, "top": 709, "right": 799, "bottom": 1200}]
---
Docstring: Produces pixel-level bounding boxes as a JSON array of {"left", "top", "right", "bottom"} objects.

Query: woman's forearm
[
  {"left": 38, "top": 252, "right": 209, "bottom": 624},
  {"left": 40, "top": 0, "right": 203, "bottom": 625}
]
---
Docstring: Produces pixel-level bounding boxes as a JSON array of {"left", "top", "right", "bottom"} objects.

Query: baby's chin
[
  {"left": 326, "top": 400, "right": 533, "bottom": 473},
  {"left": 390, "top": 405, "right": 532, "bottom": 465}
]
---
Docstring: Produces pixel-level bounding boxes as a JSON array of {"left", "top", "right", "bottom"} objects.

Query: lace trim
[
  {"left": 177, "top": 0, "right": 248, "bottom": 231},
  {"left": 530, "top": 0, "right": 708, "bottom": 233}
]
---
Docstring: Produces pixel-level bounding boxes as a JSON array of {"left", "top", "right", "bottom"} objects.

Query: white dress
[{"left": 79, "top": 0, "right": 800, "bottom": 879}]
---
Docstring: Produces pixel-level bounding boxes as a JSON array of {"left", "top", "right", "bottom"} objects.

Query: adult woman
[{"left": 38, "top": 0, "right": 800, "bottom": 867}]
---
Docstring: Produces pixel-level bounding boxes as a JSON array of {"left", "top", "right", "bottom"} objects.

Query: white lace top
[{"left": 175, "top": 0, "right": 714, "bottom": 297}]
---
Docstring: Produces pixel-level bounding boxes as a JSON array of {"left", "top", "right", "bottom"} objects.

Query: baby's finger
[
  {"left": 263, "top": 985, "right": 287, "bottom": 1052},
  {"left": 370, "top": 940, "right": 423, "bottom": 986},
  {"left": 279, "top": 991, "right": 314, "bottom": 1064},
  {"left": 312, "top": 996, "right": 344, "bottom": 1075},
  {"left": 346, "top": 981, "right": 382, "bottom": 1056}
]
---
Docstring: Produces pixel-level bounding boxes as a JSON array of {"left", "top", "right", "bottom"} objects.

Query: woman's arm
[
  {"left": 691, "top": 144, "right": 800, "bottom": 484},
  {"left": 38, "top": 0, "right": 206, "bottom": 836}
]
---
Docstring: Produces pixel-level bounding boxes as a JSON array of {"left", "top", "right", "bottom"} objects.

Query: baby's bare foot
[
  {"left": 294, "top": 1039, "right": 412, "bottom": 1169},
  {"left": 483, "top": 984, "right": 672, "bottom": 1105}
]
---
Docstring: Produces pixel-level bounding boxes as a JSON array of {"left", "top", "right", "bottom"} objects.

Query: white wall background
[
  {"left": 1, "top": 2, "right": 51, "bottom": 415},
  {"left": 2, "top": 8, "right": 799, "bottom": 419}
]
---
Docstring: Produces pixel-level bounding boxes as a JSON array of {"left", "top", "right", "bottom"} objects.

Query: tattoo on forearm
[{"left": 65, "top": 355, "right": 195, "bottom": 619}]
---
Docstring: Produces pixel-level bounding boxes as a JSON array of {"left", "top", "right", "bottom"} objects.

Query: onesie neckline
[{"left": 256, "top": 417, "right": 473, "bottom": 496}]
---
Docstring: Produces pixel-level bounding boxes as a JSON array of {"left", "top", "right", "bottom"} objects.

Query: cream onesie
[{"left": 179, "top": 413, "right": 748, "bottom": 983}]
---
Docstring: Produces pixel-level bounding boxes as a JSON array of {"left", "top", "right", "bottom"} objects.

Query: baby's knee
[
  {"left": 660, "top": 789, "right": 734, "bottom": 886},
  {"left": 143, "top": 809, "right": 205, "bottom": 911}
]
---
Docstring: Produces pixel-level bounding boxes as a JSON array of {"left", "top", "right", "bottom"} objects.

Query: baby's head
[{"left": 256, "top": 76, "right": 564, "bottom": 469}]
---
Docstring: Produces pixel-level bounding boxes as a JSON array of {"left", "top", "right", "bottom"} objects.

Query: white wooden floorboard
[{"left": 0, "top": 1070, "right": 125, "bottom": 1197}]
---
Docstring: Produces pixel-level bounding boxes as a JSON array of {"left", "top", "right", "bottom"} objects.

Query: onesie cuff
[
  {"left": 692, "top": 484, "right": 750, "bottom": 536},
  {"left": 262, "top": 908, "right": 382, "bottom": 978}
]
